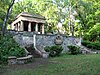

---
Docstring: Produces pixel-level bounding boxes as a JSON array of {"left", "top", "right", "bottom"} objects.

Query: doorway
[{"left": 23, "top": 21, "right": 29, "bottom": 31}]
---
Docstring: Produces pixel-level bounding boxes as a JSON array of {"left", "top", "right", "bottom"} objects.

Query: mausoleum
[{"left": 11, "top": 12, "right": 45, "bottom": 34}]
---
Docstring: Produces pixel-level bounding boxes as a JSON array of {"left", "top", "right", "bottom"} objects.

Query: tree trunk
[
  {"left": 2, "top": 0, "right": 15, "bottom": 35},
  {"left": 71, "top": 24, "right": 74, "bottom": 36}
]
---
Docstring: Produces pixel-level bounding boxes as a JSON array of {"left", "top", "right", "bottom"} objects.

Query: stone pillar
[
  {"left": 16, "top": 23, "right": 18, "bottom": 31},
  {"left": 42, "top": 24, "right": 44, "bottom": 34},
  {"left": 35, "top": 23, "right": 38, "bottom": 32},
  {"left": 12, "top": 24, "right": 16, "bottom": 30},
  {"left": 16, "top": 24, "right": 18, "bottom": 31},
  {"left": 20, "top": 21, "right": 23, "bottom": 31},
  {"left": 18, "top": 22, "right": 20, "bottom": 31},
  {"left": 28, "top": 22, "right": 31, "bottom": 32}
]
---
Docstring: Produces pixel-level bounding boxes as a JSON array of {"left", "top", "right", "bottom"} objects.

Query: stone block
[{"left": 8, "top": 56, "right": 17, "bottom": 65}]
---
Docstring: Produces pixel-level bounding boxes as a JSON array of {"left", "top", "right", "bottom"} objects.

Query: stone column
[
  {"left": 18, "top": 22, "right": 20, "bottom": 31},
  {"left": 42, "top": 24, "right": 44, "bottom": 34},
  {"left": 13, "top": 24, "right": 16, "bottom": 30},
  {"left": 35, "top": 23, "right": 38, "bottom": 32},
  {"left": 15, "top": 24, "right": 17, "bottom": 30},
  {"left": 20, "top": 21, "right": 23, "bottom": 31},
  {"left": 28, "top": 22, "right": 31, "bottom": 32},
  {"left": 16, "top": 23, "right": 18, "bottom": 31}
]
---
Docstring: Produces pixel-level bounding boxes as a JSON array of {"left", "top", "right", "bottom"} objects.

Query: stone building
[{"left": 11, "top": 12, "right": 45, "bottom": 34}]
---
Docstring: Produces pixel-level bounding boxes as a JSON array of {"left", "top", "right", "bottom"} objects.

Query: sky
[{"left": 15, "top": 0, "right": 22, "bottom": 3}]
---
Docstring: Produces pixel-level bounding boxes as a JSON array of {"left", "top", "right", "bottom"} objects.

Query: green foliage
[
  {"left": 83, "top": 23, "right": 100, "bottom": 42},
  {"left": 0, "top": 0, "right": 100, "bottom": 36},
  {"left": 81, "top": 40, "right": 100, "bottom": 50},
  {"left": 81, "top": 40, "right": 90, "bottom": 46},
  {"left": 44, "top": 46, "right": 51, "bottom": 52},
  {"left": 44, "top": 45, "right": 63, "bottom": 57},
  {"left": 88, "top": 23, "right": 100, "bottom": 41},
  {"left": 0, "top": 0, "right": 13, "bottom": 31},
  {"left": 0, "top": 35, "right": 26, "bottom": 63},
  {"left": 67, "top": 45, "right": 80, "bottom": 55},
  {"left": 83, "top": 33, "right": 90, "bottom": 40},
  {"left": 0, "top": 0, "right": 98, "bottom": 35}
]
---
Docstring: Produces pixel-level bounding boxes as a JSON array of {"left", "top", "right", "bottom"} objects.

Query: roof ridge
[{"left": 16, "top": 12, "right": 45, "bottom": 19}]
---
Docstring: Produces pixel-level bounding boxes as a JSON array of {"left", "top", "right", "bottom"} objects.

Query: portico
[{"left": 11, "top": 12, "right": 45, "bottom": 34}]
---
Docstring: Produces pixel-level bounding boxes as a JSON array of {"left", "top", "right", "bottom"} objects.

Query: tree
[
  {"left": 2, "top": 0, "right": 15, "bottom": 35},
  {"left": 4, "top": 0, "right": 100, "bottom": 37},
  {"left": 88, "top": 23, "right": 100, "bottom": 41},
  {"left": 74, "top": 0, "right": 100, "bottom": 35},
  {"left": 0, "top": 0, "right": 11, "bottom": 31}
]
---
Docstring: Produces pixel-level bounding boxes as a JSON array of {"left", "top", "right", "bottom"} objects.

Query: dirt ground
[{"left": 0, "top": 58, "right": 49, "bottom": 75}]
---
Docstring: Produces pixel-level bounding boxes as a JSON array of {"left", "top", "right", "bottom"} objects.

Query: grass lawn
[{"left": 3, "top": 54, "right": 100, "bottom": 75}]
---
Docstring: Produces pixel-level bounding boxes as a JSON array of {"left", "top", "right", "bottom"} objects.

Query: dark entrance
[
  {"left": 23, "top": 21, "right": 29, "bottom": 31},
  {"left": 31, "top": 22, "right": 36, "bottom": 32},
  {"left": 38, "top": 23, "right": 42, "bottom": 33}
]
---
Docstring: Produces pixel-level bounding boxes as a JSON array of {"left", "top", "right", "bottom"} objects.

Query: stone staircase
[
  {"left": 35, "top": 45, "right": 49, "bottom": 58},
  {"left": 13, "top": 34, "right": 49, "bottom": 58},
  {"left": 23, "top": 44, "right": 49, "bottom": 58},
  {"left": 80, "top": 45, "right": 97, "bottom": 54},
  {"left": 25, "top": 45, "right": 42, "bottom": 58},
  {"left": 75, "top": 38, "right": 97, "bottom": 54}
]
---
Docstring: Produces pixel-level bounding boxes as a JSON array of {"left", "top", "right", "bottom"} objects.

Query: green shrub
[
  {"left": 83, "top": 33, "right": 90, "bottom": 40},
  {"left": 44, "top": 45, "right": 63, "bottom": 57},
  {"left": 81, "top": 40, "right": 100, "bottom": 50},
  {"left": 67, "top": 45, "right": 80, "bottom": 55},
  {"left": 0, "top": 35, "right": 26, "bottom": 63},
  {"left": 44, "top": 46, "right": 51, "bottom": 52},
  {"left": 81, "top": 40, "right": 90, "bottom": 46},
  {"left": 87, "top": 43, "right": 94, "bottom": 49}
]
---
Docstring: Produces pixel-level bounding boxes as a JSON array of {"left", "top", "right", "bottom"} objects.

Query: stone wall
[
  {"left": 13, "top": 32, "right": 78, "bottom": 52},
  {"left": 13, "top": 32, "right": 34, "bottom": 46},
  {"left": 36, "top": 34, "right": 76, "bottom": 52}
]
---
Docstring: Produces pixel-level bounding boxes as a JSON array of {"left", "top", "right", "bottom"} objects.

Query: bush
[
  {"left": 44, "top": 45, "right": 63, "bottom": 57},
  {"left": 44, "top": 46, "right": 51, "bottom": 52},
  {"left": 81, "top": 40, "right": 100, "bottom": 50},
  {"left": 67, "top": 45, "right": 80, "bottom": 55},
  {"left": 0, "top": 35, "right": 26, "bottom": 63},
  {"left": 81, "top": 40, "right": 90, "bottom": 46}
]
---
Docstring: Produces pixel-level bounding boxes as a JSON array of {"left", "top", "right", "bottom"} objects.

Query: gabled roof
[{"left": 16, "top": 12, "right": 45, "bottom": 20}]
